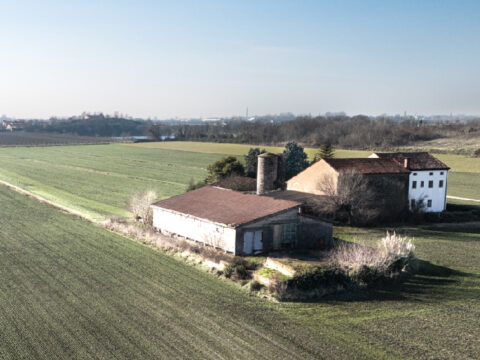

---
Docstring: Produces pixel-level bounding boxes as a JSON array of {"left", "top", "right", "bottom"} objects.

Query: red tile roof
[
  {"left": 151, "top": 186, "right": 300, "bottom": 227},
  {"left": 372, "top": 152, "right": 450, "bottom": 171},
  {"left": 323, "top": 158, "right": 410, "bottom": 174}
]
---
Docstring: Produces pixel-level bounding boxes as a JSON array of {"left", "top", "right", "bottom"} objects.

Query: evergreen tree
[
  {"left": 205, "top": 156, "right": 245, "bottom": 183},
  {"left": 283, "top": 142, "right": 309, "bottom": 180},
  {"left": 244, "top": 147, "right": 266, "bottom": 178},
  {"left": 313, "top": 142, "right": 335, "bottom": 162}
]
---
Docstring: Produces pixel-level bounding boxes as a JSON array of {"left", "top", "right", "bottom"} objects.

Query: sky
[{"left": 1, "top": 0, "right": 479, "bottom": 119}]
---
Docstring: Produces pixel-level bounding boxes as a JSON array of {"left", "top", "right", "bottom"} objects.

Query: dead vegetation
[
  {"left": 264, "top": 232, "right": 417, "bottom": 300},
  {"left": 101, "top": 217, "right": 233, "bottom": 265},
  {"left": 128, "top": 190, "right": 157, "bottom": 225}
]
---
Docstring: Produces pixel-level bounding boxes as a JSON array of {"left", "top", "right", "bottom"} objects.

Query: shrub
[
  {"left": 205, "top": 156, "right": 245, "bottom": 183},
  {"left": 249, "top": 280, "right": 263, "bottom": 292},
  {"left": 128, "top": 190, "right": 157, "bottom": 225},
  {"left": 288, "top": 266, "right": 351, "bottom": 291},
  {"left": 223, "top": 257, "right": 257, "bottom": 280},
  {"left": 267, "top": 273, "right": 288, "bottom": 296},
  {"left": 474, "top": 148, "right": 480, "bottom": 157},
  {"left": 333, "top": 232, "right": 415, "bottom": 272}
]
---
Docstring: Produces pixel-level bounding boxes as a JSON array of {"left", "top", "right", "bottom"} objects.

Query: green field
[
  {"left": 1, "top": 177, "right": 480, "bottom": 359},
  {"left": 0, "top": 186, "right": 330, "bottom": 359},
  {"left": 126, "top": 141, "right": 371, "bottom": 160},
  {"left": 0, "top": 145, "right": 221, "bottom": 220},
  {"left": 1, "top": 142, "right": 480, "bottom": 358},
  {"left": 0, "top": 142, "right": 478, "bottom": 221}
]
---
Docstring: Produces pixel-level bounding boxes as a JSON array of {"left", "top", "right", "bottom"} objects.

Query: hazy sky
[{"left": 1, "top": 0, "right": 479, "bottom": 119}]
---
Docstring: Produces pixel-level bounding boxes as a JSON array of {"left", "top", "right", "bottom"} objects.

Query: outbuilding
[{"left": 151, "top": 186, "right": 332, "bottom": 255}]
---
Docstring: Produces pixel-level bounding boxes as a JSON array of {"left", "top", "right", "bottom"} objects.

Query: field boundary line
[
  {"left": 447, "top": 195, "right": 480, "bottom": 203},
  {"left": 0, "top": 180, "right": 94, "bottom": 222}
]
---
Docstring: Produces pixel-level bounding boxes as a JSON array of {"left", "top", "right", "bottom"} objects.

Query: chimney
[
  {"left": 256, "top": 153, "right": 278, "bottom": 195},
  {"left": 403, "top": 157, "right": 410, "bottom": 169}
]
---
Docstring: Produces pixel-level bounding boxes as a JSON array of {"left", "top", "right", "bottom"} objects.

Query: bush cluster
[
  {"left": 268, "top": 232, "right": 416, "bottom": 300},
  {"left": 223, "top": 257, "right": 258, "bottom": 280}
]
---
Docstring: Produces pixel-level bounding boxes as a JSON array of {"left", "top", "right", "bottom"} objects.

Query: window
[
  {"left": 428, "top": 180, "right": 433, "bottom": 188},
  {"left": 421, "top": 181, "right": 424, "bottom": 188},
  {"left": 413, "top": 172, "right": 417, "bottom": 176},
  {"left": 411, "top": 199, "right": 415, "bottom": 208},
  {"left": 280, "top": 223, "right": 297, "bottom": 248},
  {"left": 418, "top": 199, "right": 424, "bottom": 207},
  {"left": 429, "top": 172, "right": 433, "bottom": 176},
  {"left": 412, "top": 181, "right": 417, "bottom": 189},
  {"left": 427, "top": 199, "right": 432, "bottom": 208},
  {"left": 439, "top": 180, "right": 444, "bottom": 188},
  {"left": 440, "top": 172, "right": 444, "bottom": 175}
]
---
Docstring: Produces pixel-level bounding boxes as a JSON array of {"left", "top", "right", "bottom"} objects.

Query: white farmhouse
[{"left": 369, "top": 152, "right": 450, "bottom": 212}]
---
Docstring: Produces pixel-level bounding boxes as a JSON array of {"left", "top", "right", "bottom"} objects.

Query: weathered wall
[
  {"left": 152, "top": 207, "right": 237, "bottom": 253},
  {"left": 286, "top": 160, "right": 338, "bottom": 195},
  {"left": 297, "top": 215, "right": 333, "bottom": 249},
  {"left": 236, "top": 209, "right": 298, "bottom": 254}
]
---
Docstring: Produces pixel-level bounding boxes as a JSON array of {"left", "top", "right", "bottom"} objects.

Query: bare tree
[
  {"left": 128, "top": 190, "right": 157, "bottom": 225},
  {"left": 315, "top": 170, "right": 377, "bottom": 224}
]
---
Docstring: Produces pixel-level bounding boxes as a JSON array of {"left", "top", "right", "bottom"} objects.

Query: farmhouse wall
[
  {"left": 408, "top": 170, "right": 447, "bottom": 212},
  {"left": 152, "top": 207, "right": 237, "bottom": 253},
  {"left": 297, "top": 215, "right": 333, "bottom": 249},
  {"left": 235, "top": 209, "right": 298, "bottom": 254},
  {"left": 286, "top": 160, "right": 338, "bottom": 195}
]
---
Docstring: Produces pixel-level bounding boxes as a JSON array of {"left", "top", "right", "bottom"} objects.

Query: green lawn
[
  {"left": 448, "top": 172, "right": 480, "bottom": 200},
  {"left": 0, "top": 142, "right": 477, "bottom": 222}
]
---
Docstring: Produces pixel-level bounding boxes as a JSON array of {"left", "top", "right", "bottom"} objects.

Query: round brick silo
[{"left": 256, "top": 153, "right": 278, "bottom": 194}]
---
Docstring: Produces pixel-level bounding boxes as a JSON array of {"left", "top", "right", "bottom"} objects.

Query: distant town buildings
[{"left": 1, "top": 120, "right": 26, "bottom": 131}]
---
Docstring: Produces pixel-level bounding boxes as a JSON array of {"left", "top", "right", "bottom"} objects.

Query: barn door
[
  {"left": 243, "top": 232, "right": 253, "bottom": 254},
  {"left": 253, "top": 231, "right": 263, "bottom": 251}
]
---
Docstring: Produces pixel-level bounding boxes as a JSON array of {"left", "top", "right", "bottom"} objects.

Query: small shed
[{"left": 151, "top": 186, "right": 332, "bottom": 255}]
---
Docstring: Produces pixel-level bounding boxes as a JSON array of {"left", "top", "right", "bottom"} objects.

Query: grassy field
[
  {"left": 1, "top": 182, "right": 480, "bottom": 359},
  {"left": 280, "top": 224, "right": 480, "bottom": 359},
  {"left": 126, "top": 141, "right": 371, "bottom": 160},
  {"left": 1, "top": 142, "right": 480, "bottom": 358},
  {"left": 0, "top": 186, "right": 328, "bottom": 360},
  {"left": 0, "top": 142, "right": 477, "bottom": 222},
  {"left": 0, "top": 145, "right": 222, "bottom": 220}
]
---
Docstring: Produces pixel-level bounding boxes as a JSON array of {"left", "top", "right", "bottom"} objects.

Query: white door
[
  {"left": 253, "top": 231, "right": 263, "bottom": 251},
  {"left": 243, "top": 232, "right": 253, "bottom": 254}
]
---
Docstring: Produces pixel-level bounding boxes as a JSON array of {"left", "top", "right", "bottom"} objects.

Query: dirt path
[{"left": 447, "top": 195, "right": 480, "bottom": 203}]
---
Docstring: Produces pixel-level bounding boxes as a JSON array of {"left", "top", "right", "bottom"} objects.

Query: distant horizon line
[{"left": 2, "top": 111, "right": 480, "bottom": 121}]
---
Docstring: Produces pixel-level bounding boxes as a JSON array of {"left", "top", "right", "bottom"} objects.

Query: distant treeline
[
  {"left": 20, "top": 113, "right": 480, "bottom": 149},
  {"left": 148, "top": 115, "right": 480, "bottom": 149},
  {"left": 26, "top": 114, "right": 148, "bottom": 137}
]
